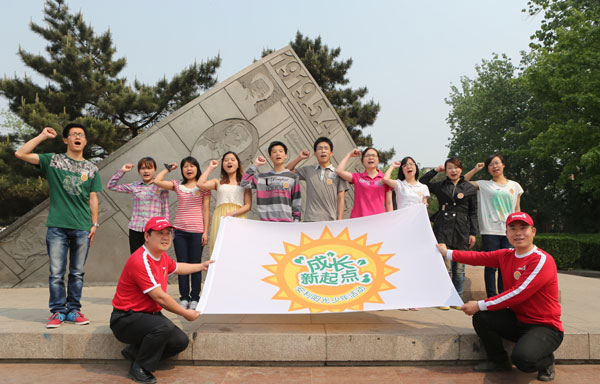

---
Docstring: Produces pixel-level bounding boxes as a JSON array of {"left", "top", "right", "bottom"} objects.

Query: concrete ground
[
  {"left": 0, "top": 272, "right": 598, "bottom": 383},
  {"left": 0, "top": 363, "right": 598, "bottom": 383}
]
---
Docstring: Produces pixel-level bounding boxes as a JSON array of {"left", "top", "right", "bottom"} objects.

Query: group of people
[{"left": 14, "top": 123, "right": 562, "bottom": 383}]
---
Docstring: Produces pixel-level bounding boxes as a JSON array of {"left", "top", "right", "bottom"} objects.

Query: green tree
[
  {"left": 0, "top": 111, "right": 49, "bottom": 225},
  {"left": 0, "top": 0, "right": 220, "bottom": 226},
  {"left": 263, "top": 32, "right": 394, "bottom": 163},
  {"left": 524, "top": 0, "right": 600, "bottom": 200},
  {"left": 446, "top": 1, "right": 600, "bottom": 232},
  {"left": 0, "top": 0, "right": 220, "bottom": 157},
  {"left": 446, "top": 54, "right": 531, "bottom": 169}
]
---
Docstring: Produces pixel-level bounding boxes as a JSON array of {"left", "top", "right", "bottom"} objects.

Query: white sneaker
[
  {"left": 189, "top": 301, "right": 198, "bottom": 310},
  {"left": 179, "top": 300, "right": 189, "bottom": 309}
]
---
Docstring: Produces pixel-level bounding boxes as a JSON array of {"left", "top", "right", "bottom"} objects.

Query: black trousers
[
  {"left": 128, "top": 229, "right": 146, "bottom": 254},
  {"left": 110, "top": 308, "right": 189, "bottom": 372},
  {"left": 473, "top": 308, "right": 563, "bottom": 372}
]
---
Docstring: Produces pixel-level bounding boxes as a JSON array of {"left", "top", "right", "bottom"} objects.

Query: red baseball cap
[
  {"left": 506, "top": 212, "right": 534, "bottom": 226},
  {"left": 144, "top": 217, "right": 174, "bottom": 232}
]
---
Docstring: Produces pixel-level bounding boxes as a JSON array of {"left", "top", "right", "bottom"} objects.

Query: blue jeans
[
  {"left": 173, "top": 230, "right": 203, "bottom": 302},
  {"left": 46, "top": 227, "right": 90, "bottom": 314},
  {"left": 482, "top": 235, "right": 512, "bottom": 298},
  {"left": 444, "top": 258, "right": 465, "bottom": 298}
]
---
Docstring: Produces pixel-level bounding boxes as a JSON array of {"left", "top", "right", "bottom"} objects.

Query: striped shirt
[
  {"left": 448, "top": 246, "right": 562, "bottom": 332},
  {"left": 107, "top": 170, "right": 170, "bottom": 232},
  {"left": 171, "top": 180, "right": 210, "bottom": 233},
  {"left": 241, "top": 164, "right": 301, "bottom": 222}
]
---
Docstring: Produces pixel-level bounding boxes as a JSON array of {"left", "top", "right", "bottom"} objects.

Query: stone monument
[{"left": 0, "top": 46, "right": 363, "bottom": 287}]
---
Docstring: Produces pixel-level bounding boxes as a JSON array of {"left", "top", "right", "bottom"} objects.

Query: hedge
[
  {"left": 533, "top": 235, "right": 580, "bottom": 270},
  {"left": 469, "top": 233, "right": 600, "bottom": 270}
]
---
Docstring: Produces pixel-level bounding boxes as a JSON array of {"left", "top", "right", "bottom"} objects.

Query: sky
[{"left": 0, "top": 0, "right": 541, "bottom": 166}]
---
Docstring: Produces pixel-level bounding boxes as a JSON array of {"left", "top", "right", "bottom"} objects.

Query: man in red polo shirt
[
  {"left": 437, "top": 212, "right": 563, "bottom": 382},
  {"left": 110, "top": 216, "right": 213, "bottom": 384}
]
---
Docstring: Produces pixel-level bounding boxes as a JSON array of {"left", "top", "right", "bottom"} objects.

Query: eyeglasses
[
  {"left": 363, "top": 154, "right": 378, "bottom": 158},
  {"left": 69, "top": 132, "right": 86, "bottom": 138}
]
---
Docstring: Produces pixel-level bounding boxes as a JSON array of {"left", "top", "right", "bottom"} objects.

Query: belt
[{"left": 113, "top": 307, "right": 161, "bottom": 315}]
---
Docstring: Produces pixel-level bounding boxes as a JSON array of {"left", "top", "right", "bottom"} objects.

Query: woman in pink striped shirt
[{"left": 154, "top": 156, "right": 210, "bottom": 310}]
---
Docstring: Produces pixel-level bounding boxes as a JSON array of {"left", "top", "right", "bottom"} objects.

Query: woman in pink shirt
[
  {"left": 154, "top": 156, "right": 210, "bottom": 310},
  {"left": 336, "top": 148, "right": 393, "bottom": 218}
]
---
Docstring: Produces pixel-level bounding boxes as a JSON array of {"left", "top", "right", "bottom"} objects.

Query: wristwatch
[{"left": 92, "top": 223, "right": 100, "bottom": 228}]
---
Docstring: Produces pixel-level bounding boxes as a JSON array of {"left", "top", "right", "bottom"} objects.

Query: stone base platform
[{"left": 0, "top": 273, "right": 597, "bottom": 364}]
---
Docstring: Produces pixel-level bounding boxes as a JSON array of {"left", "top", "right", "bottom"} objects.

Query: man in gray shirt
[{"left": 286, "top": 137, "right": 349, "bottom": 222}]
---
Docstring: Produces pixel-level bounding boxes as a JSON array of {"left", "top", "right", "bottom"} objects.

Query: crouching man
[
  {"left": 437, "top": 212, "right": 563, "bottom": 382},
  {"left": 110, "top": 216, "right": 213, "bottom": 383}
]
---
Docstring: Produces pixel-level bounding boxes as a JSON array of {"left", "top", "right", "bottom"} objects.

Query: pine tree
[
  {"left": 264, "top": 32, "right": 394, "bottom": 163},
  {"left": 0, "top": 0, "right": 220, "bottom": 225},
  {"left": 0, "top": 0, "right": 220, "bottom": 158}
]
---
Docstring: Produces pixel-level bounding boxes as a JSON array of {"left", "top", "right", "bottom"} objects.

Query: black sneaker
[
  {"left": 128, "top": 361, "right": 157, "bottom": 384},
  {"left": 473, "top": 360, "right": 512, "bottom": 372},
  {"left": 537, "top": 363, "right": 555, "bottom": 382}
]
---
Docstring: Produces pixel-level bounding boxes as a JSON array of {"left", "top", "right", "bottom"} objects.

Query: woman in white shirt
[
  {"left": 464, "top": 154, "right": 524, "bottom": 298},
  {"left": 196, "top": 151, "right": 252, "bottom": 255},
  {"left": 383, "top": 156, "right": 430, "bottom": 209},
  {"left": 383, "top": 156, "right": 430, "bottom": 311}
]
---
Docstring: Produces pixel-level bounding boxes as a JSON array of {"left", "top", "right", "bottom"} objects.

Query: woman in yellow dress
[{"left": 197, "top": 151, "right": 252, "bottom": 254}]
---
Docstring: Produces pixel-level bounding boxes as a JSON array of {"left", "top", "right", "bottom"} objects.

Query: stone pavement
[
  {"left": 1, "top": 363, "right": 600, "bottom": 383},
  {"left": 0, "top": 273, "right": 598, "bottom": 366}
]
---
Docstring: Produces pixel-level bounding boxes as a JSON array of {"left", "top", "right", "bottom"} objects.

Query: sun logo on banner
[{"left": 262, "top": 227, "right": 399, "bottom": 313}]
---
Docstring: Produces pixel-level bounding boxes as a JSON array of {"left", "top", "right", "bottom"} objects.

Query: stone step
[{"left": 0, "top": 273, "right": 596, "bottom": 363}]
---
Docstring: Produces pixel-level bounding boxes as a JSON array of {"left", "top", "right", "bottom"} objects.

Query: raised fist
[
  {"left": 299, "top": 149, "right": 310, "bottom": 159},
  {"left": 41, "top": 127, "right": 57, "bottom": 139},
  {"left": 209, "top": 159, "right": 219, "bottom": 168},
  {"left": 476, "top": 162, "right": 485, "bottom": 170},
  {"left": 392, "top": 161, "right": 401, "bottom": 168},
  {"left": 121, "top": 163, "right": 134, "bottom": 172},
  {"left": 349, "top": 148, "right": 362, "bottom": 157},
  {"left": 254, "top": 156, "right": 267, "bottom": 167},
  {"left": 435, "top": 165, "right": 444, "bottom": 173}
]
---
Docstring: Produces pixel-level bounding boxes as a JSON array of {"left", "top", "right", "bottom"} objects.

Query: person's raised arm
[
  {"left": 336, "top": 149, "right": 361, "bottom": 183},
  {"left": 153, "top": 162, "right": 177, "bottom": 191},
  {"left": 382, "top": 161, "right": 400, "bottom": 188},
  {"left": 14, "top": 127, "right": 57, "bottom": 165},
  {"left": 464, "top": 162, "right": 484, "bottom": 189},
  {"left": 241, "top": 156, "right": 266, "bottom": 189},
  {"left": 285, "top": 149, "right": 310, "bottom": 171},
  {"left": 106, "top": 163, "right": 135, "bottom": 192},
  {"left": 419, "top": 165, "right": 443, "bottom": 195},
  {"left": 197, "top": 160, "right": 219, "bottom": 191}
]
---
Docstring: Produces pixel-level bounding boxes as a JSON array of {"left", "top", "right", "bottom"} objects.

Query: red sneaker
[
  {"left": 46, "top": 312, "right": 65, "bottom": 328},
  {"left": 65, "top": 311, "right": 90, "bottom": 325}
]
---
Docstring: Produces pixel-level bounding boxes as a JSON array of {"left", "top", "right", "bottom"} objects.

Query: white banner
[{"left": 197, "top": 204, "right": 463, "bottom": 314}]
